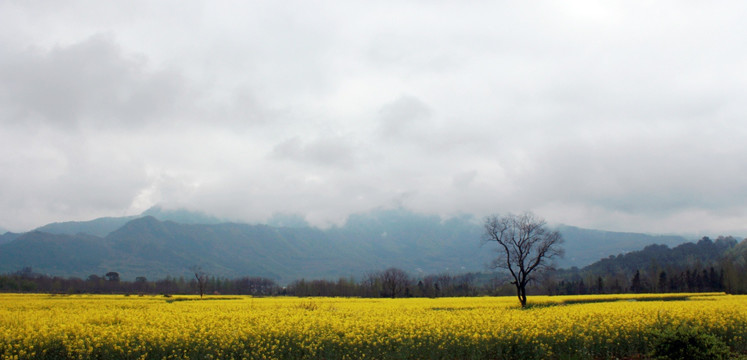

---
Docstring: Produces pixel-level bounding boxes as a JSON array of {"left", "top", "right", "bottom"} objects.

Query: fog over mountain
[
  {"left": 2, "top": 2, "right": 747, "bottom": 236},
  {"left": 0, "top": 208, "right": 693, "bottom": 283},
  {"left": 34, "top": 206, "right": 224, "bottom": 237}
]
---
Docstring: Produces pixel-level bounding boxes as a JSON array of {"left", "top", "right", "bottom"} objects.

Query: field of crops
[{"left": 1, "top": 293, "right": 745, "bottom": 359}]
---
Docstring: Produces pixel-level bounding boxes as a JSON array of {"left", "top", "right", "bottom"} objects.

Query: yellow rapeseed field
[{"left": 0, "top": 293, "right": 745, "bottom": 359}]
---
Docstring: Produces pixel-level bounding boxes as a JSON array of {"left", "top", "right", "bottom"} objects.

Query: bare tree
[
  {"left": 483, "top": 212, "right": 563, "bottom": 307},
  {"left": 190, "top": 266, "right": 208, "bottom": 298},
  {"left": 362, "top": 268, "right": 411, "bottom": 298},
  {"left": 380, "top": 267, "right": 411, "bottom": 298}
]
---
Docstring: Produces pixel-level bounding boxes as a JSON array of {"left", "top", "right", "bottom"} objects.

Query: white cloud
[{"left": 1, "top": 1, "right": 747, "bottom": 236}]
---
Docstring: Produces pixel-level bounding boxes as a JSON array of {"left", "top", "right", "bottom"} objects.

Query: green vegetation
[
  {"left": 0, "top": 209, "right": 694, "bottom": 283},
  {"left": 649, "top": 326, "right": 732, "bottom": 360},
  {"left": 2, "top": 209, "right": 745, "bottom": 296}
]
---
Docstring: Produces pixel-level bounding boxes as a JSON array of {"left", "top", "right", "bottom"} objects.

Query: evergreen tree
[{"left": 631, "top": 270, "right": 643, "bottom": 293}]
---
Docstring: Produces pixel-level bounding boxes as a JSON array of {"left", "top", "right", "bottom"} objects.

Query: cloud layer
[{"left": 1, "top": 1, "right": 747, "bottom": 235}]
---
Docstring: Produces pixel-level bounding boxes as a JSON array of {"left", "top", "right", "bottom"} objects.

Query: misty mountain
[
  {"left": 34, "top": 216, "right": 138, "bottom": 238},
  {"left": 557, "top": 225, "right": 688, "bottom": 268},
  {"left": 0, "top": 231, "right": 112, "bottom": 276},
  {"left": 103, "top": 216, "right": 358, "bottom": 280},
  {"left": 0, "top": 232, "right": 21, "bottom": 245},
  {"left": 1, "top": 212, "right": 494, "bottom": 282},
  {"left": 140, "top": 206, "right": 224, "bottom": 225},
  {"left": 1, "top": 209, "right": 694, "bottom": 283},
  {"left": 33, "top": 206, "right": 225, "bottom": 237}
]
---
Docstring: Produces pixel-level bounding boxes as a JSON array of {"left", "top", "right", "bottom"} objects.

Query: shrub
[{"left": 649, "top": 326, "right": 731, "bottom": 360}]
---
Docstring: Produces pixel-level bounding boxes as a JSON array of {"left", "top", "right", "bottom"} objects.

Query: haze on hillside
[
  {"left": 0, "top": 208, "right": 697, "bottom": 282},
  {"left": 2, "top": 2, "right": 747, "bottom": 236}
]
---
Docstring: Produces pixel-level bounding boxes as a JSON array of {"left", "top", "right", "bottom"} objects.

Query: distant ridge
[
  {"left": 33, "top": 206, "right": 225, "bottom": 237},
  {"left": 4, "top": 211, "right": 494, "bottom": 282},
  {"left": 140, "top": 206, "right": 224, "bottom": 225},
  {"left": 0, "top": 232, "right": 21, "bottom": 245},
  {"left": 35, "top": 216, "right": 137, "bottom": 237},
  {"left": 2, "top": 209, "right": 698, "bottom": 283},
  {"left": 579, "top": 236, "right": 739, "bottom": 276},
  {"left": 0, "top": 231, "right": 112, "bottom": 276},
  {"left": 557, "top": 225, "right": 688, "bottom": 268}
]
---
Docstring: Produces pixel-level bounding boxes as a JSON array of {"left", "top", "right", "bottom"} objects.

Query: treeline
[
  {"left": 0, "top": 267, "right": 276, "bottom": 296},
  {"left": 1, "top": 264, "right": 744, "bottom": 298},
  {"left": 0, "top": 266, "right": 515, "bottom": 298},
  {"left": 541, "top": 266, "right": 730, "bottom": 296},
  {"left": 544, "top": 236, "right": 747, "bottom": 295},
  {"left": 283, "top": 269, "right": 510, "bottom": 297},
  {"left": 3, "top": 236, "right": 745, "bottom": 297}
]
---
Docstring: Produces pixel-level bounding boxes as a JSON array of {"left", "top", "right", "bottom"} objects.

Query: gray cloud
[
  {"left": 452, "top": 170, "right": 478, "bottom": 189},
  {"left": 377, "top": 95, "right": 432, "bottom": 138},
  {"left": 271, "top": 136, "right": 358, "bottom": 169},
  {"left": 0, "top": 129, "right": 149, "bottom": 229},
  {"left": 2, "top": 1, "right": 747, "bottom": 236},
  {"left": 0, "top": 34, "right": 185, "bottom": 130}
]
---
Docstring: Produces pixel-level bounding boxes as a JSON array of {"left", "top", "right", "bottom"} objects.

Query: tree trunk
[{"left": 515, "top": 283, "right": 527, "bottom": 307}]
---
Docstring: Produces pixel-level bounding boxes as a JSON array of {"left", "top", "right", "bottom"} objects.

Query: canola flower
[{"left": 0, "top": 292, "right": 745, "bottom": 359}]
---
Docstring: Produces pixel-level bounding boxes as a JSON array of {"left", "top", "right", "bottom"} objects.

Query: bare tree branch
[
  {"left": 190, "top": 265, "right": 208, "bottom": 298},
  {"left": 483, "top": 211, "right": 563, "bottom": 307}
]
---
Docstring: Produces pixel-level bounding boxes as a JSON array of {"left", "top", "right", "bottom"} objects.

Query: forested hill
[
  {"left": 1, "top": 213, "right": 491, "bottom": 282},
  {"left": 0, "top": 231, "right": 21, "bottom": 245},
  {"left": 555, "top": 225, "right": 688, "bottom": 267},
  {"left": 1, "top": 209, "right": 694, "bottom": 283},
  {"left": 580, "top": 236, "right": 739, "bottom": 276},
  {"left": 550, "top": 235, "right": 746, "bottom": 295}
]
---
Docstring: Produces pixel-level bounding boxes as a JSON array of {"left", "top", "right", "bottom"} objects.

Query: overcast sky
[{"left": 1, "top": 1, "right": 746, "bottom": 235}]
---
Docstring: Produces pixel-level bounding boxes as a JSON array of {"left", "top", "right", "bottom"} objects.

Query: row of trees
[
  {"left": 1, "top": 262, "right": 743, "bottom": 299},
  {"left": 284, "top": 270, "right": 512, "bottom": 298},
  {"left": 544, "top": 266, "right": 728, "bottom": 296},
  {"left": 0, "top": 267, "right": 276, "bottom": 296},
  {"left": 0, "top": 266, "right": 517, "bottom": 298},
  {"left": 2, "top": 212, "right": 744, "bottom": 306}
]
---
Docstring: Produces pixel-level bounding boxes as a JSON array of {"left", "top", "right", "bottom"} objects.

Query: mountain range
[
  {"left": 31, "top": 206, "right": 224, "bottom": 237},
  {"left": 0, "top": 208, "right": 692, "bottom": 283}
]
